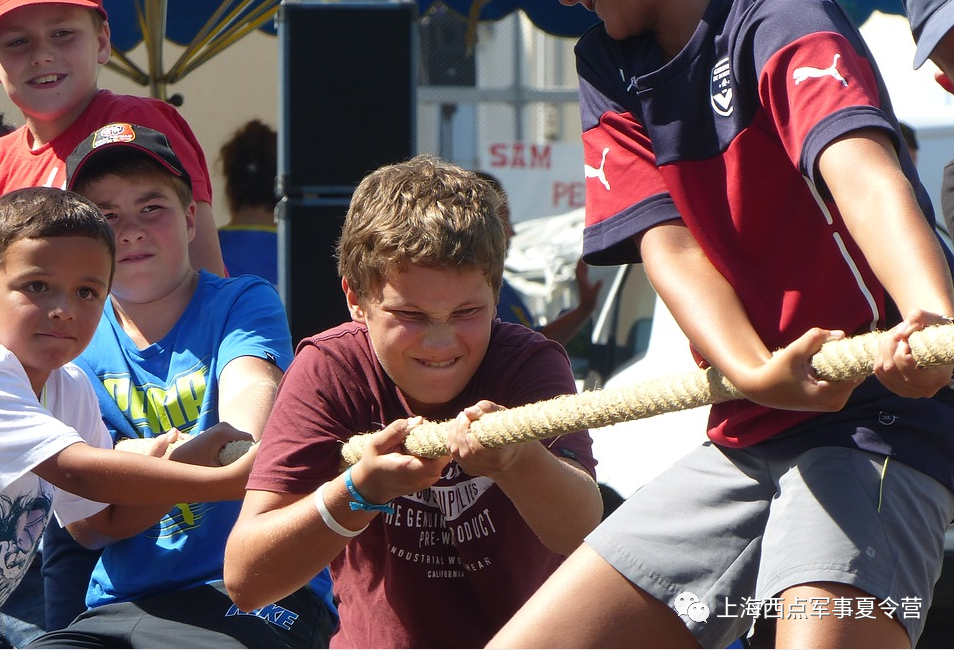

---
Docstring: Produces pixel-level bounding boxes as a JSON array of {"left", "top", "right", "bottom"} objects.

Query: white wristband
[{"left": 315, "top": 481, "right": 368, "bottom": 538}]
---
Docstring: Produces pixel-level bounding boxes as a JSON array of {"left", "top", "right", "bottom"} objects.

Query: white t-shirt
[{"left": 0, "top": 345, "right": 110, "bottom": 606}]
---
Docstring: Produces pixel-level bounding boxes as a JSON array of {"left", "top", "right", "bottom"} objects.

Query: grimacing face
[{"left": 345, "top": 263, "right": 496, "bottom": 418}]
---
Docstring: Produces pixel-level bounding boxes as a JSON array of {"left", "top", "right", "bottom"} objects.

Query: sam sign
[{"left": 481, "top": 141, "right": 586, "bottom": 223}]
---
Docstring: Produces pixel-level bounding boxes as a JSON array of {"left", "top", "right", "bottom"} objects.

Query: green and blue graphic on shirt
[{"left": 77, "top": 271, "right": 293, "bottom": 607}]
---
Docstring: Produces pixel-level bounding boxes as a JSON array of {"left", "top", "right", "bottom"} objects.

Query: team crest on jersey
[{"left": 710, "top": 58, "right": 734, "bottom": 117}]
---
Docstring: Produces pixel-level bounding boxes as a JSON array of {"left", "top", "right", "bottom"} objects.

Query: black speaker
[
  {"left": 277, "top": 1, "right": 417, "bottom": 195},
  {"left": 277, "top": 197, "right": 352, "bottom": 345},
  {"left": 277, "top": 1, "right": 416, "bottom": 342}
]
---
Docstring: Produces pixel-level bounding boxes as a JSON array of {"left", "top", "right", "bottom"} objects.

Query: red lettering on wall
[
  {"left": 487, "top": 143, "right": 553, "bottom": 169},
  {"left": 552, "top": 181, "right": 586, "bottom": 209}
]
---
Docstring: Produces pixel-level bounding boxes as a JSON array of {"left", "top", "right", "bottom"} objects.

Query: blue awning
[
  {"left": 100, "top": 0, "right": 906, "bottom": 98},
  {"left": 104, "top": 0, "right": 598, "bottom": 54}
]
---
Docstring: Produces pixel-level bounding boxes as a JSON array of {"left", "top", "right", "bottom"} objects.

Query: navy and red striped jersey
[{"left": 575, "top": 0, "right": 953, "bottom": 453}]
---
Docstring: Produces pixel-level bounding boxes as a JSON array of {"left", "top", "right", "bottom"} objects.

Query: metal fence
[{"left": 416, "top": 4, "right": 582, "bottom": 172}]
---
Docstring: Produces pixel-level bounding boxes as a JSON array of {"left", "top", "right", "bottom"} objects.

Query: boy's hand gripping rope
[
  {"left": 115, "top": 436, "right": 254, "bottom": 465},
  {"left": 340, "top": 324, "right": 954, "bottom": 467}
]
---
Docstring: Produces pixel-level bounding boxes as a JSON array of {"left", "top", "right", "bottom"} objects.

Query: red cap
[{"left": 0, "top": 0, "right": 107, "bottom": 22}]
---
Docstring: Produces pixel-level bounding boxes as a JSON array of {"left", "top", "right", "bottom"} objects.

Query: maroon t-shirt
[{"left": 249, "top": 320, "right": 597, "bottom": 649}]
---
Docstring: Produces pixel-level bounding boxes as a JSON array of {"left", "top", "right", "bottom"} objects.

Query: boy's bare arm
[
  {"left": 447, "top": 402, "right": 603, "bottom": 555},
  {"left": 217, "top": 355, "right": 284, "bottom": 444},
  {"left": 62, "top": 429, "right": 257, "bottom": 548},
  {"left": 66, "top": 502, "right": 174, "bottom": 549},
  {"left": 224, "top": 417, "right": 448, "bottom": 612},
  {"left": 58, "top": 357, "right": 282, "bottom": 551},
  {"left": 640, "top": 221, "right": 861, "bottom": 412},
  {"left": 33, "top": 441, "right": 252, "bottom": 506},
  {"left": 66, "top": 446, "right": 256, "bottom": 548},
  {"left": 225, "top": 489, "right": 344, "bottom": 612},
  {"left": 820, "top": 128, "right": 954, "bottom": 319},
  {"left": 190, "top": 201, "right": 226, "bottom": 276},
  {"left": 819, "top": 127, "right": 954, "bottom": 396}
]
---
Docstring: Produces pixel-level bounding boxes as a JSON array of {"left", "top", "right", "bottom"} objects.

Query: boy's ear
[
  {"left": 184, "top": 200, "right": 197, "bottom": 243},
  {"left": 96, "top": 21, "right": 111, "bottom": 65},
  {"left": 342, "top": 277, "right": 365, "bottom": 322}
]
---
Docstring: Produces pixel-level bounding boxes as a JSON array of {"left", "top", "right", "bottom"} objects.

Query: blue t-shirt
[
  {"left": 496, "top": 280, "right": 537, "bottom": 329},
  {"left": 218, "top": 226, "right": 278, "bottom": 287},
  {"left": 78, "top": 272, "right": 295, "bottom": 606}
]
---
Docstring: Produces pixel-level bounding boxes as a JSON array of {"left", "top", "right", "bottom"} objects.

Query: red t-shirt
[
  {"left": 0, "top": 89, "right": 212, "bottom": 203},
  {"left": 249, "top": 321, "right": 597, "bottom": 649}
]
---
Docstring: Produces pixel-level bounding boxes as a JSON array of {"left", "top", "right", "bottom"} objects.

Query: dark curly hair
[
  {"left": 219, "top": 120, "right": 278, "bottom": 214},
  {"left": 0, "top": 187, "right": 115, "bottom": 284}
]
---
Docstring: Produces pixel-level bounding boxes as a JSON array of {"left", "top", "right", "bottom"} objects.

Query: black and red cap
[{"left": 67, "top": 122, "right": 191, "bottom": 190}]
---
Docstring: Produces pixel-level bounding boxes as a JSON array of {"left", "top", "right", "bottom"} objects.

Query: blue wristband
[{"left": 343, "top": 467, "right": 395, "bottom": 514}]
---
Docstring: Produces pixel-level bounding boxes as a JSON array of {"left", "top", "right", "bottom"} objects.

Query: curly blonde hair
[{"left": 337, "top": 154, "right": 508, "bottom": 299}]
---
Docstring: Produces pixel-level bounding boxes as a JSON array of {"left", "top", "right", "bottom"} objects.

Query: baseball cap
[
  {"left": 67, "top": 122, "right": 192, "bottom": 191},
  {"left": 0, "top": 0, "right": 107, "bottom": 22},
  {"left": 905, "top": 0, "right": 954, "bottom": 69}
]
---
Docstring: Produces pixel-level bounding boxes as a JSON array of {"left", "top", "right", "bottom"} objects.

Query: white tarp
[{"left": 504, "top": 208, "right": 588, "bottom": 325}]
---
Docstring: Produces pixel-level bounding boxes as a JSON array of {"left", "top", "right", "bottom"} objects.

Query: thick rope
[
  {"left": 115, "top": 437, "right": 254, "bottom": 465},
  {"left": 340, "top": 323, "right": 954, "bottom": 466}
]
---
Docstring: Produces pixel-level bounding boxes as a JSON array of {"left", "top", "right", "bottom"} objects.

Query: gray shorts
[{"left": 587, "top": 443, "right": 954, "bottom": 648}]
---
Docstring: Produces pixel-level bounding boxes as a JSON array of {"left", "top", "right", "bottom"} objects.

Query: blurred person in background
[
  {"left": 475, "top": 171, "right": 602, "bottom": 348},
  {"left": 217, "top": 120, "right": 279, "bottom": 287}
]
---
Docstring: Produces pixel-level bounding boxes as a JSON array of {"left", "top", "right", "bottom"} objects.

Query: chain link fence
[{"left": 416, "top": 4, "right": 582, "bottom": 173}]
